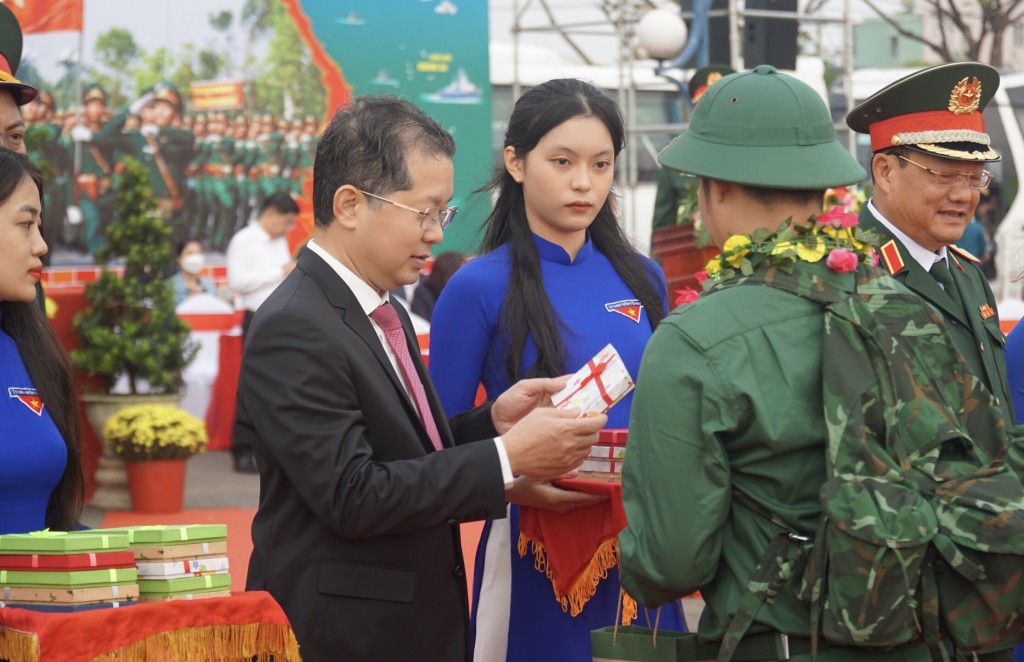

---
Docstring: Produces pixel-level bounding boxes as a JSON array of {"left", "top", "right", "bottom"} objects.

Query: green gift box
[
  {"left": 0, "top": 567, "right": 137, "bottom": 588},
  {"left": 138, "top": 572, "right": 231, "bottom": 596},
  {"left": 80, "top": 525, "right": 227, "bottom": 545},
  {"left": 0, "top": 531, "right": 130, "bottom": 554}
]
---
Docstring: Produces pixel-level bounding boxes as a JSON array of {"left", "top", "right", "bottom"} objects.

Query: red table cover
[{"left": 0, "top": 590, "right": 299, "bottom": 661}]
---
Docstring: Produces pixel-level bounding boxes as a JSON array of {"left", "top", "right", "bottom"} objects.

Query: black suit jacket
[
  {"left": 239, "top": 248, "right": 508, "bottom": 661},
  {"left": 859, "top": 207, "right": 1014, "bottom": 421}
]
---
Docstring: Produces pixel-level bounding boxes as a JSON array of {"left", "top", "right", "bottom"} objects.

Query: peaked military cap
[
  {"left": 847, "top": 62, "right": 999, "bottom": 162},
  {"left": 688, "top": 64, "right": 734, "bottom": 104},
  {"left": 0, "top": 3, "right": 37, "bottom": 106},
  {"left": 152, "top": 80, "right": 183, "bottom": 112},
  {"left": 661, "top": 64, "right": 865, "bottom": 189},
  {"left": 83, "top": 83, "right": 107, "bottom": 104}
]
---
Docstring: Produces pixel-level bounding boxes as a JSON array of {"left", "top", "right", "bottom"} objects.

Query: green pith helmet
[
  {"left": 688, "top": 64, "right": 734, "bottom": 105},
  {"left": 0, "top": 3, "right": 37, "bottom": 106},
  {"left": 847, "top": 62, "right": 1000, "bottom": 162},
  {"left": 152, "top": 80, "right": 183, "bottom": 112},
  {"left": 660, "top": 64, "right": 865, "bottom": 189},
  {"left": 83, "top": 83, "right": 107, "bottom": 104}
]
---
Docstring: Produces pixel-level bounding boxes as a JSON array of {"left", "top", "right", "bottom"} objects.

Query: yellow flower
[
  {"left": 44, "top": 297, "right": 59, "bottom": 320},
  {"left": 722, "top": 235, "right": 751, "bottom": 268},
  {"left": 705, "top": 258, "right": 722, "bottom": 277},
  {"left": 771, "top": 240, "right": 795, "bottom": 256},
  {"left": 796, "top": 236, "right": 826, "bottom": 263},
  {"left": 103, "top": 404, "right": 208, "bottom": 461}
]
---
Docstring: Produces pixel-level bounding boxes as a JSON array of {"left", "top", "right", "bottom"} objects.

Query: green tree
[
  {"left": 246, "top": 2, "right": 325, "bottom": 117},
  {"left": 94, "top": 28, "right": 141, "bottom": 104},
  {"left": 72, "top": 158, "right": 196, "bottom": 395}
]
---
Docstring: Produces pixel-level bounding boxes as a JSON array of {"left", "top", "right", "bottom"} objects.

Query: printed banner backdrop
[
  {"left": 17, "top": 0, "right": 490, "bottom": 265},
  {"left": 284, "top": 0, "right": 492, "bottom": 254}
]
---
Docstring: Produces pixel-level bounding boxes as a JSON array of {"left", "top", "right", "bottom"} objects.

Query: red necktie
[{"left": 370, "top": 302, "right": 444, "bottom": 451}]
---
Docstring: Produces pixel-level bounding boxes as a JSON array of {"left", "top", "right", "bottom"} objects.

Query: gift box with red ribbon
[{"left": 551, "top": 344, "right": 634, "bottom": 417}]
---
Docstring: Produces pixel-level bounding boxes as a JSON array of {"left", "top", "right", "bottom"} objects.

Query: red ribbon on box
[{"left": 554, "top": 355, "right": 615, "bottom": 412}]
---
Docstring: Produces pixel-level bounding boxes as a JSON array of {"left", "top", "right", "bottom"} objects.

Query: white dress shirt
[
  {"left": 226, "top": 222, "right": 293, "bottom": 312},
  {"left": 306, "top": 240, "right": 513, "bottom": 483}
]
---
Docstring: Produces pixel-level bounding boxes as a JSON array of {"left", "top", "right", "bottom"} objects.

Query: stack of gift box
[
  {"left": 579, "top": 429, "right": 628, "bottom": 482},
  {"left": 91, "top": 525, "right": 232, "bottom": 602},
  {"left": 0, "top": 530, "right": 138, "bottom": 612}
]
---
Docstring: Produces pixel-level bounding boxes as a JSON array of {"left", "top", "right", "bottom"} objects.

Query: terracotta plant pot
[
  {"left": 125, "top": 459, "right": 188, "bottom": 514},
  {"left": 651, "top": 224, "right": 720, "bottom": 294}
]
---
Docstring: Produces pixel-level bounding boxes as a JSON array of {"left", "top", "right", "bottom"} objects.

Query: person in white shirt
[{"left": 225, "top": 190, "right": 298, "bottom": 472}]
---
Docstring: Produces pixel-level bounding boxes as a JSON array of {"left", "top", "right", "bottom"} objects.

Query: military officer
[
  {"left": 202, "top": 112, "right": 238, "bottom": 250},
  {"left": 847, "top": 62, "right": 1014, "bottom": 423},
  {"left": 23, "top": 89, "right": 69, "bottom": 247}
]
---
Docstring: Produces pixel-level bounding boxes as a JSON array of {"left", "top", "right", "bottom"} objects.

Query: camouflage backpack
[{"left": 715, "top": 263, "right": 1024, "bottom": 660}]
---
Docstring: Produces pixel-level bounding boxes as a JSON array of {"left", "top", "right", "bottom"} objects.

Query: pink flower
[
  {"left": 868, "top": 249, "right": 879, "bottom": 267},
  {"left": 826, "top": 248, "right": 859, "bottom": 273},
  {"left": 817, "top": 205, "right": 858, "bottom": 229},
  {"left": 694, "top": 270, "right": 709, "bottom": 284},
  {"left": 675, "top": 288, "right": 700, "bottom": 306}
]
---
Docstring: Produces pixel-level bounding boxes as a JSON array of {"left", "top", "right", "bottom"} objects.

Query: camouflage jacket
[{"left": 620, "top": 258, "right": 930, "bottom": 660}]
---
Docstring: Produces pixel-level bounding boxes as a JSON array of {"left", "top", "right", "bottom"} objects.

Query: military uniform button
[
  {"left": 980, "top": 342, "right": 985, "bottom": 352},
  {"left": 454, "top": 565, "right": 465, "bottom": 578}
]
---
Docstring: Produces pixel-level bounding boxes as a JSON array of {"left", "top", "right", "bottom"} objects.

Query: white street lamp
[{"left": 636, "top": 8, "right": 688, "bottom": 61}]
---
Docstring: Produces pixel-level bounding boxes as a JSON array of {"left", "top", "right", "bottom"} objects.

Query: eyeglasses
[
  {"left": 896, "top": 154, "right": 993, "bottom": 190},
  {"left": 359, "top": 190, "right": 457, "bottom": 231}
]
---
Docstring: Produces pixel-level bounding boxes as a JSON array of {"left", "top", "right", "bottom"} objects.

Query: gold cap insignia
[
  {"left": 707, "top": 72, "right": 723, "bottom": 86},
  {"left": 949, "top": 77, "right": 981, "bottom": 115}
]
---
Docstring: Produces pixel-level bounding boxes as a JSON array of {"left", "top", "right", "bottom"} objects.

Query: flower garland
[
  {"left": 672, "top": 206, "right": 879, "bottom": 305},
  {"left": 703, "top": 206, "right": 879, "bottom": 287}
]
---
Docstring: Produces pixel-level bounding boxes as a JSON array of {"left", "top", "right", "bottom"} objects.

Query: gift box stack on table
[
  {"left": 0, "top": 531, "right": 139, "bottom": 612},
  {"left": 82, "top": 525, "right": 232, "bottom": 602}
]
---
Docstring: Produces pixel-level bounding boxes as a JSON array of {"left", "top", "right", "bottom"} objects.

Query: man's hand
[
  {"left": 491, "top": 376, "right": 569, "bottom": 435},
  {"left": 501, "top": 408, "right": 606, "bottom": 478},
  {"left": 505, "top": 476, "right": 607, "bottom": 513},
  {"left": 70, "top": 125, "right": 93, "bottom": 143},
  {"left": 129, "top": 93, "right": 154, "bottom": 117}
]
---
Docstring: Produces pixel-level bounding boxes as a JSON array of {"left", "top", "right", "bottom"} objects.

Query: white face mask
[{"left": 180, "top": 253, "right": 205, "bottom": 275}]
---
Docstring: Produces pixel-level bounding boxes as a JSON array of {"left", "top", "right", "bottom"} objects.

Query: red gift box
[{"left": 0, "top": 551, "right": 135, "bottom": 572}]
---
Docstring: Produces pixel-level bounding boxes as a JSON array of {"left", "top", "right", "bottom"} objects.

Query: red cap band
[
  {"left": 869, "top": 109, "right": 986, "bottom": 152},
  {"left": 0, "top": 54, "right": 11, "bottom": 77}
]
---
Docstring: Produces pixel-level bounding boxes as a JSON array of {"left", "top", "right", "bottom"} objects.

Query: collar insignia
[
  {"left": 8, "top": 387, "right": 44, "bottom": 416},
  {"left": 949, "top": 77, "right": 982, "bottom": 115},
  {"left": 979, "top": 303, "right": 996, "bottom": 320},
  {"left": 949, "top": 244, "right": 981, "bottom": 264},
  {"left": 879, "top": 240, "right": 905, "bottom": 276},
  {"left": 605, "top": 299, "right": 643, "bottom": 323}
]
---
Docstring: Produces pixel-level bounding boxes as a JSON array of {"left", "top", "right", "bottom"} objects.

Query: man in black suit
[{"left": 239, "top": 96, "right": 607, "bottom": 661}]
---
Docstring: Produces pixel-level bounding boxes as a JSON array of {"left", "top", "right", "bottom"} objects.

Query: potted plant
[
  {"left": 72, "top": 157, "right": 197, "bottom": 425},
  {"left": 104, "top": 404, "right": 208, "bottom": 513},
  {"left": 72, "top": 156, "right": 197, "bottom": 509}
]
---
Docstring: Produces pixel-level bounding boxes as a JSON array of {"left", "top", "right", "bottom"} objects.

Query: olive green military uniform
[
  {"left": 858, "top": 208, "right": 1013, "bottom": 422},
  {"left": 619, "top": 258, "right": 931, "bottom": 662}
]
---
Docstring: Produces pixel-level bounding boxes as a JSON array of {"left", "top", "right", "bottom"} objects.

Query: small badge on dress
[
  {"left": 8, "top": 387, "right": 44, "bottom": 415},
  {"left": 979, "top": 303, "right": 996, "bottom": 320},
  {"left": 604, "top": 299, "right": 643, "bottom": 323}
]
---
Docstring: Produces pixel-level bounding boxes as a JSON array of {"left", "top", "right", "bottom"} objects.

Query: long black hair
[
  {"left": 0, "top": 150, "right": 83, "bottom": 531},
  {"left": 481, "top": 78, "right": 666, "bottom": 382}
]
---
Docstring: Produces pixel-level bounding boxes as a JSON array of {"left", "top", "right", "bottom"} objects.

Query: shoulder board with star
[
  {"left": 879, "top": 239, "right": 906, "bottom": 276},
  {"left": 948, "top": 244, "right": 982, "bottom": 264}
]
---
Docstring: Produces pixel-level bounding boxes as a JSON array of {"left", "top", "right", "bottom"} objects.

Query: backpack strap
[{"left": 717, "top": 491, "right": 812, "bottom": 662}]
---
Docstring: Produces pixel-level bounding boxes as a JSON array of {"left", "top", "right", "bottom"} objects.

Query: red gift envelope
[{"left": 552, "top": 345, "right": 634, "bottom": 417}]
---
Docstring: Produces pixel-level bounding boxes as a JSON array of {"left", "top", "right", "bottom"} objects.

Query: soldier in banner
[
  {"left": 99, "top": 81, "right": 195, "bottom": 244},
  {"left": 23, "top": 89, "right": 69, "bottom": 248},
  {"left": 201, "top": 112, "right": 239, "bottom": 250},
  {"left": 183, "top": 112, "right": 208, "bottom": 246},
  {"left": 68, "top": 84, "right": 116, "bottom": 256},
  {"left": 252, "top": 112, "right": 285, "bottom": 203}
]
